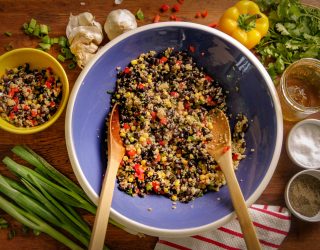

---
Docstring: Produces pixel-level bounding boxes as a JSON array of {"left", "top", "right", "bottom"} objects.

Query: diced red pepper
[
  {"left": 151, "top": 111, "right": 157, "bottom": 120},
  {"left": 205, "top": 75, "right": 213, "bottom": 82},
  {"left": 9, "top": 112, "right": 15, "bottom": 119},
  {"left": 206, "top": 96, "right": 217, "bottom": 106},
  {"left": 160, "top": 117, "right": 167, "bottom": 125},
  {"left": 50, "top": 101, "right": 55, "bottom": 107},
  {"left": 169, "top": 15, "right": 176, "bottom": 21},
  {"left": 176, "top": 60, "right": 182, "bottom": 65},
  {"left": 123, "top": 67, "right": 131, "bottom": 74},
  {"left": 23, "top": 105, "right": 30, "bottom": 111},
  {"left": 201, "top": 10, "right": 208, "bottom": 17},
  {"left": 170, "top": 91, "right": 179, "bottom": 97},
  {"left": 133, "top": 164, "right": 145, "bottom": 180},
  {"left": 127, "top": 149, "right": 136, "bottom": 158},
  {"left": 155, "top": 154, "right": 161, "bottom": 162},
  {"left": 123, "top": 123, "right": 130, "bottom": 130},
  {"left": 147, "top": 138, "right": 152, "bottom": 145},
  {"left": 45, "top": 81, "right": 52, "bottom": 88},
  {"left": 184, "top": 101, "right": 191, "bottom": 110},
  {"left": 172, "top": 4, "right": 180, "bottom": 12},
  {"left": 13, "top": 105, "right": 19, "bottom": 112},
  {"left": 232, "top": 153, "right": 239, "bottom": 161},
  {"left": 208, "top": 22, "right": 218, "bottom": 28},
  {"left": 160, "top": 4, "right": 170, "bottom": 12},
  {"left": 138, "top": 83, "right": 145, "bottom": 90},
  {"left": 120, "top": 160, "right": 124, "bottom": 166},
  {"left": 188, "top": 45, "right": 195, "bottom": 53},
  {"left": 222, "top": 146, "right": 231, "bottom": 153},
  {"left": 159, "top": 56, "right": 168, "bottom": 64},
  {"left": 195, "top": 12, "right": 201, "bottom": 18},
  {"left": 159, "top": 140, "right": 165, "bottom": 146},
  {"left": 153, "top": 14, "right": 161, "bottom": 23},
  {"left": 31, "top": 109, "right": 37, "bottom": 117},
  {"left": 152, "top": 181, "right": 160, "bottom": 192}
]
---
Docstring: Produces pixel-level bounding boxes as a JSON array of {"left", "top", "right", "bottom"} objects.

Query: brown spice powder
[{"left": 288, "top": 174, "right": 320, "bottom": 217}]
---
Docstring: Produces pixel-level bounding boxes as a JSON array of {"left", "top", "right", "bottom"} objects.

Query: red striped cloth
[{"left": 155, "top": 205, "right": 291, "bottom": 250}]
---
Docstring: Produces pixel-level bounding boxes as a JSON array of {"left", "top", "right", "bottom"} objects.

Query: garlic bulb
[
  {"left": 104, "top": 9, "right": 137, "bottom": 41},
  {"left": 66, "top": 12, "right": 103, "bottom": 68}
]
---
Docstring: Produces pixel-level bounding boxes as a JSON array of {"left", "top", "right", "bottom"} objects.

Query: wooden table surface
[{"left": 0, "top": 0, "right": 319, "bottom": 249}]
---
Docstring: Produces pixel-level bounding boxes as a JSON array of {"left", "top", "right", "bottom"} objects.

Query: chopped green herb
[
  {"left": 57, "top": 54, "right": 65, "bottom": 62},
  {"left": 255, "top": 0, "right": 320, "bottom": 80},
  {"left": 136, "top": 8, "right": 145, "bottom": 20}
]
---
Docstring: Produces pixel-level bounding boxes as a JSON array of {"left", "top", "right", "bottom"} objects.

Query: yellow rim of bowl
[{"left": 0, "top": 48, "right": 69, "bottom": 134}]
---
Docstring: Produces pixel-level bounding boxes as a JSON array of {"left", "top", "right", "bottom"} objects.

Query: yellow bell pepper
[{"left": 218, "top": 0, "right": 269, "bottom": 49}]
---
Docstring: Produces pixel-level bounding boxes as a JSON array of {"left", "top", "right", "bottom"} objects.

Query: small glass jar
[{"left": 277, "top": 58, "right": 320, "bottom": 122}]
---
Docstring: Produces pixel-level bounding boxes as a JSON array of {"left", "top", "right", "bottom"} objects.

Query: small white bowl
[
  {"left": 286, "top": 119, "right": 320, "bottom": 169},
  {"left": 285, "top": 169, "right": 320, "bottom": 222}
]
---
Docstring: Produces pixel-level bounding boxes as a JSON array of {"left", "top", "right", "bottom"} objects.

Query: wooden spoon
[
  {"left": 206, "top": 109, "right": 261, "bottom": 250},
  {"left": 89, "top": 104, "right": 125, "bottom": 250}
]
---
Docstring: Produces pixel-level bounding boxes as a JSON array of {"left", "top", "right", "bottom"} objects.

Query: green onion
[
  {"left": 28, "top": 18, "right": 37, "bottom": 31},
  {"left": 33, "top": 25, "right": 40, "bottom": 37},
  {"left": 136, "top": 8, "right": 144, "bottom": 20},
  {"left": 40, "top": 24, "right": 48, "bottom": 35},
  {"left": 41, "top": 35, "right": 50, "bottom": 44},
  {"left": 22, "top": 22, "right": 28, "bottom": 30},
  {"left": 68, "top": 62, "right": 76, "bottom": 69},
  {"left": 11, "top": 145, "right": 91, "bottom": 203},
  {"left": 52, "top": 37, "right": 59, "bottom": 44},
  {"left": 57, "top": 54, "right": 65, "bottom": 62},
  {"left": 0, "top": 195, "right": 83, "bottom": 250},
  {"left": 38, "top": 43, "right": 51, "bottom": 50},
  {"left": 4, "top": 32, "right": 12, "bottom": 37},
  {"left": 58, "top": 36, "right": 67, "bottom": 48},
  {"left": 2, "top": 156, "right": 96, "bottom": 214}
]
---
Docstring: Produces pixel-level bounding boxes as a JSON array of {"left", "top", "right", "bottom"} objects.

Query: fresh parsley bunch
[{"left": 255, "top": 0, "right": 320, "bottom": 80}]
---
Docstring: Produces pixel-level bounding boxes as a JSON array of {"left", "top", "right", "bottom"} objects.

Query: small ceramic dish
[
  {"left": 285, "top": 169, "right": 320, "bottom": 222},
  {"left": 0, "top": 48, "right": 69, "bottom": 134},
  {"left": 286, "top": 119, "right": 320, "bottom": 169}
]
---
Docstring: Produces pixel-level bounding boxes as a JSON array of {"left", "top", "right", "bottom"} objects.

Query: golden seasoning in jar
[{"left": 277, "top": 58, "right": 320, "bottom": 122}]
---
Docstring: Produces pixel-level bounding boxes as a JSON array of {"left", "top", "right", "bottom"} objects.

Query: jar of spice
[{"left": 285, "top": 170, "right": 320, "bottom": 222}]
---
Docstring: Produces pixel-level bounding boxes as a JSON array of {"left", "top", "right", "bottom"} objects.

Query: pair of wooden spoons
[{"left": 89, "top": 105, "right": 261, "bottom": 250}]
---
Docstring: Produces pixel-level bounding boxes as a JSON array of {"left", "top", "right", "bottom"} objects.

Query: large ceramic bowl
[
  {"left": 0, "top": 48, "right": 69, "bottom": 134},
  {"left": 66, "top": 22, "right": 283, "bottom": 237}
]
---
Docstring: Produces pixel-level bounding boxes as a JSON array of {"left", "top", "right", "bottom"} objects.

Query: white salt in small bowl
[
  {"left": 285, "top": 169, "right": 320, "bottom": 222},
  {"left": 286, "top": 119, "right": 320, "bottom": 169}
]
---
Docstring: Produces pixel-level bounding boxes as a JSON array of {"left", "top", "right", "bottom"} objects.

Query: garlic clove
[{"left": 104, "top": 9, "right": 137, "bottom": 40}]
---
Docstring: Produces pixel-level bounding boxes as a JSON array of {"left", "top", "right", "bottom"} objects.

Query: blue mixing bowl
[{"left": 65, "top": 22, "right": 283, "bottom": 237}]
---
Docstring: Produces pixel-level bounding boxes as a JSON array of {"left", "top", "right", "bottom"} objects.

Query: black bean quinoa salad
[
  {"left": 111, "top": 48, "right": 248, "bottom": 203},
  {"left": 0, "top": 64, "right": 62, "bottom": 127}
]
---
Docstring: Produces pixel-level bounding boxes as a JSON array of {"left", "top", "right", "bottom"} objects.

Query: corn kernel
[
  {"left": 128, "top": 176, "right": 134, "bottom": 182},
  {"left": 141, "top": 160, "right": 147, "bottom": 165},
  {"left": 131, "top": 59, "right": 138, "bottom": 65},
  {"left": 139, "top": 137, "right": 146, "bottom": 143},
  {"left": 137, "top": 148, "right": 142, "bottom": 155},
  {"left": 129, "top": 137, "right": 135, "bottom": 142},
  {"left": 200, "top": 175, "right": 206, "bottom": 181},
  {"left": 120, "top": 132, "right": 126, "bottom": 137},
  {"left": 125, "top": 92, "right": 131, "bottom": 98},
  {"left": 171, "top": 195, "right": 177, "bottom": 201},
  {"left": 116, "top": 94, "right": 120, "bottom": 99},
  {"left": 207, "top": 122, "right": 213, "bottom": 130},
  {"left": 123, "top": 156, "right": 128, "bottom": 161},
  {"left": 131, "top": 125, "right": 136, "bottom": 131},
  {"left": 161, "top": 156, "right": 167, "bottom": 162},
  {"left": 140, "top": 64, "right": 145, "bottom": 69}
]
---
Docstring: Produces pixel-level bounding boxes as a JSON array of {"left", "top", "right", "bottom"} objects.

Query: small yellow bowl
[{"left": 0, "top": 48, "right": 69, "bottom": 134}]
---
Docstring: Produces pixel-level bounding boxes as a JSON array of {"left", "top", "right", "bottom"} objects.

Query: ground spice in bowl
[{"left": 288, "top": 173, "right": 320, "bottom": 218}]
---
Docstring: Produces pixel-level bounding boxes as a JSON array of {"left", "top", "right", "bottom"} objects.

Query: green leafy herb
[
  {"left": 255, "top": 0, "right": 320, "bottom": 80},
  {"left": 136, "top": 8, "right": 145, "bottom": 20}
]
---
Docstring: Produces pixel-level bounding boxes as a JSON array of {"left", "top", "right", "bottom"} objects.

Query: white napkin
[{"left": 155, "top": 204, "right": 291, "bottom": 250}]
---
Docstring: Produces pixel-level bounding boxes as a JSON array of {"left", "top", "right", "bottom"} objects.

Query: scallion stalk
[
  {"left": 40, "top": 24, "right": 48, "bottom": 35},
  {"left": 0, "top": 195, "right": 83, "bottom": 250}
]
